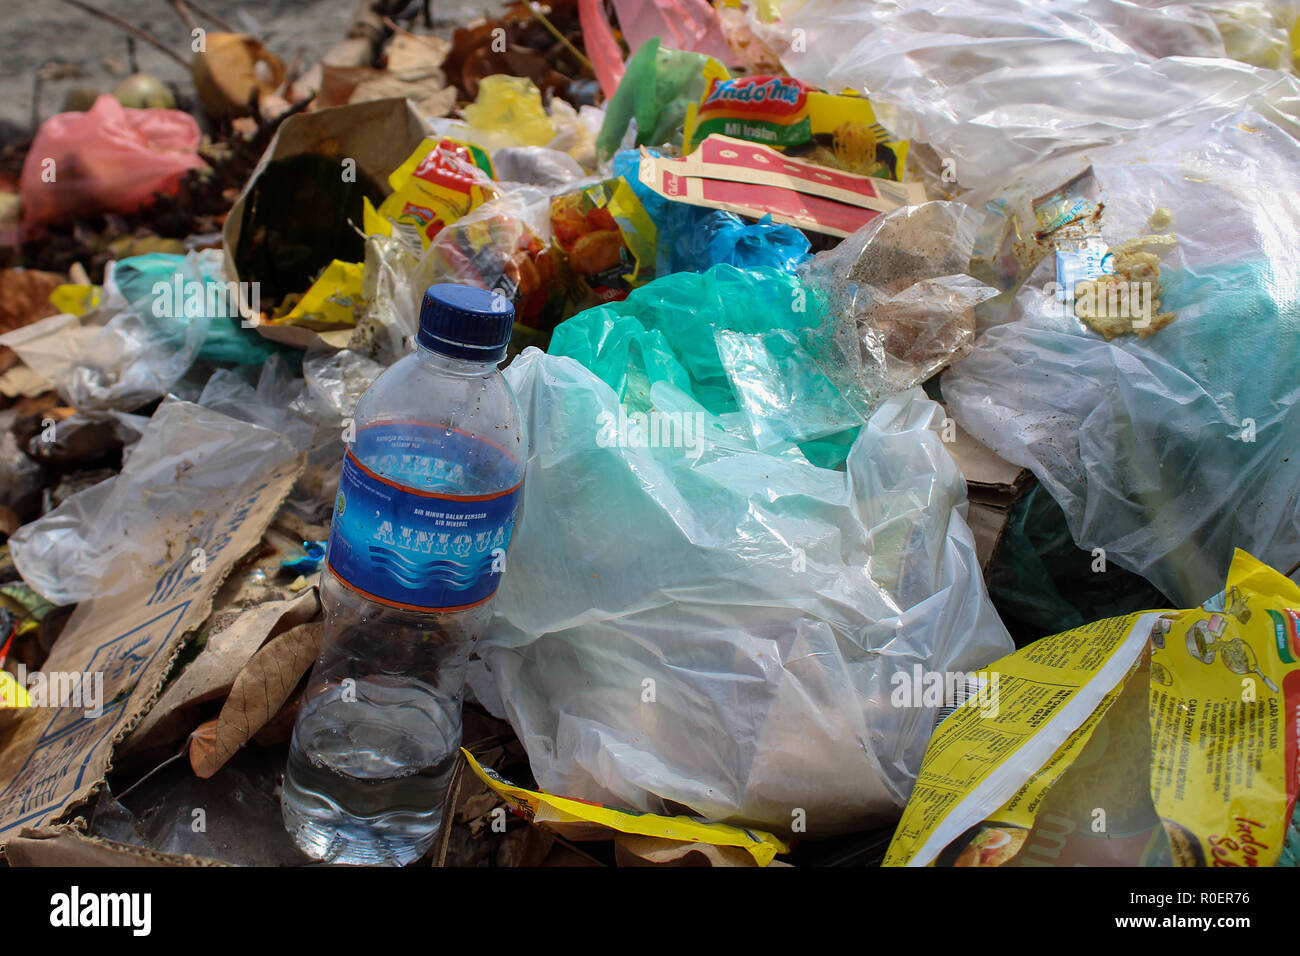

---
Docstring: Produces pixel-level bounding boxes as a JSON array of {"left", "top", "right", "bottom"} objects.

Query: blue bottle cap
[{"left": 417, "top": 284, "right": 514, "bottom": 362}]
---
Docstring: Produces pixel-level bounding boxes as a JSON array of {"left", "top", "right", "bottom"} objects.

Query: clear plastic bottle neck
[{"left": 415, "top": 342, "right": 500, "bottom": 376}]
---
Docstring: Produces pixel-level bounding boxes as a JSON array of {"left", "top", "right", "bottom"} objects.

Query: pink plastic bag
[
  {"left": 20, "top": 95, "right": 205, "bottom": 231},
  {"left": 580, "top": 0, "right": 731, "bottom": 101},
  {"left": 612, "top": 0, "right": 730, "bottom": 63}
]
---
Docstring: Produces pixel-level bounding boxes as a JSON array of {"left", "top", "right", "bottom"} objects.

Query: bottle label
[{"left": 325, "top": 424, "right": 522, "bottom": 612}]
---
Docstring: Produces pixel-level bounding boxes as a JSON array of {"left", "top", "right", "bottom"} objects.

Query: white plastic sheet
[
  {"left": 10, "top": 401, "right": 300, "bottom": 605},
  {"left": 747, "top": 0, "right": 1300, "bottom": 191},
  {"left": 482, "top": 349, "right": 1012, "bottom": 834},
  {"left": 943, "top": 110, "right": 1300, "bottom": 606}
]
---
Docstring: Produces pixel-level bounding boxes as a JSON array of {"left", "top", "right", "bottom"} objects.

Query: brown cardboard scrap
[
  {"left": 118, "top": 588, "right": 320, "bottom": 762},
  {"left": 637, "top": 134, "right": 926, "bottom": 237},
  {"left": 0, "top": 403, "right": 304, "bottom": 849},
  {"left": 221, "top": 97, "right": 429, "bottom": 352},
  {"left": 941, "top": 413, "right": 1032, "bottom": 570},
  {"left": 3, "top": 824, "right": 225, "bottom": 867}
]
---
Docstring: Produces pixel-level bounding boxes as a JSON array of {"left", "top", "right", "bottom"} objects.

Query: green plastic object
[
  {"left": 114, "top": 252, "right": 292, "bottom": 367},
  {"left": 986, "top": 483, "right": 1172, "bottom": 644},
  {"left": 596, "top": 37, "right": 713, "bottom": 161},
  {"left": 548, "top": 264, "right": 862, "bottom": 467}
]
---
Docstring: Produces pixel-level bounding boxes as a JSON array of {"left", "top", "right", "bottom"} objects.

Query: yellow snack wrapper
[
  {"left": 462, "top": 750, "right": 790, "bottom": 866},
  {"left": 0, "top": 669, "right": 29, "bottom": 708},
  {"left": 683, "top": 61, "right": 909, "bottom": 179},
  {"left": 365, "top": 137, "right": 497, "bottom": 254},
  {"left": 49, "top": 284, "right": 102, "bottom": 316},
  {"left": 884, "top": 549, "right": 1300, "bottom": 867},
  {"left": 550, "top": 178, "right": 657, "bottom": 309},
  {"left": 269, "top": 259, "right": 364, "bottom": 330}
]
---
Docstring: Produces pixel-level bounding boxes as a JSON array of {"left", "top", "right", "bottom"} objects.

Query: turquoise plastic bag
[
  {"left": 114, "top": 251, "right": 289, "bottom": 366},
  {"left": 548, "top": 264, "right": 863, "bottom": 466}
]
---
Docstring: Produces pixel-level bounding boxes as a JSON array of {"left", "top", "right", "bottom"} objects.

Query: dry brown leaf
[
  {"left": 187, "top": 718, "right": 219, "bottom": 776},
  {"left": 190, "top": 621, "right": 322, "bottom": 778},
  {"left": 192, "top": 33, "right": 287, "bottom": 120}
]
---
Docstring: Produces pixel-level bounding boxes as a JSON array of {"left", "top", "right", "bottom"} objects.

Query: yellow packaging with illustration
[
  {"left": 884, "top": 550, "right": 1300, "bottom": 867},
  {"left": 682, "top": 61, "right": 908, "bottom": 180},
  {"left": 364, "top": 137, "right": 497, "bottom": 254}
]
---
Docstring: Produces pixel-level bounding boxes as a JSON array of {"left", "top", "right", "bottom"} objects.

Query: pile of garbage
[{"left": 0, "top": 0, "right": 1298, "bottom": 869}]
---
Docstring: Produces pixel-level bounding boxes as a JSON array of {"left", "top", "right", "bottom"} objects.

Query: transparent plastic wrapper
[
  {"left": 943, "top": 110, "right": 1300, "bottom": 607},
  {"left": 19, "top": 95, "right": 205, "bottom": 231},
  {"left": 804, "top": 201, "right": 998, "bottom": 405},
  {"left": 197, "top": 355, "right": 316, "bottom": 453},
  {"left": 490, "top": 147, "right": 586, "bottom": 188},
  {"left": 361, "top": 187, "right": 562, "bottom": 362},
  {"left": 281, "top": 350, "right": 386, "bottom": 517},
  {"left": 746, "top": 0, "right": 1300, "bottom": 191},
  {"left": 548, "top": 263, "right": 864, "bottom": 467},
  {"left": 9, "top": 400, "right": 300, "bottom": 606},
  {"left": 481, "top": 348, "right": 1012, "bottom": 835},
  {"left": 35, "top": 262, "right": 215, "bottom": 412}
]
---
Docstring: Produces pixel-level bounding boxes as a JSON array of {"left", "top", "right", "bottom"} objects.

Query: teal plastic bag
[
  {"left": 114, "top": 251, "right": 290, "bottom": 367},
  {"left": 548, "top": 264, "right": 864, "bottom": 466}
]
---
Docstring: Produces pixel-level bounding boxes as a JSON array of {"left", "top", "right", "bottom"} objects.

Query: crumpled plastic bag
[
  {"left": 481, "top": 348, "right": 1012, "bottom": 835},
  {"left": 19, "top": 95, "right": 205, "bottom": 231},
  {"left": 462, "top": 75, "right": 555, "bottom": 150},
  {"left": 197, "top": 355, "right": 316, "bottom": 453},
  {"left": 612, "top": 149, "right": 811, "bottom": 276},
  {"left": 745, "top": 0, "right": 1300, "bottom": 191},
  {"left": 113, "top": 250, "right": 284, "bottom": 366},
  {"left": 943, "top": 109, "right": 1300, "bottom": 606},
  {"left": 547, "top": 263, "right": 864, "bottom": 466},
  {"left": 0, "top": 258, "right": 227, "bottom": 412},
  {"left": 10, "top": 400, "right": 300, "bottom": 606},
  {"left": 596, "top": 37, "right": 716, "bottom": 161},
  {"left": 803, "top": 201, "right": 999, "bottom": 403}
]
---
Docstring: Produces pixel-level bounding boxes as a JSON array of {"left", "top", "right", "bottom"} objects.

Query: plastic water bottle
[{"left": 282, "top": 284, "right": 525, "bottom": 865}]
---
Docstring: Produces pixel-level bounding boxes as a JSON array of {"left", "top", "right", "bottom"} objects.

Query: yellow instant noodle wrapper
[
  {"left": 884, "top": 550, "right": 1300, "bottom": 867},
  {"left": 364, "top": 137, "right": 497, "bottom": 254},
  {"left": 682, "top": 61, "right": 908, "bottom": 180}
]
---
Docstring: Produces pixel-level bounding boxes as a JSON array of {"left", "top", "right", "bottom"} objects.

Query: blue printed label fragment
[{"left": 325, "top": 424, "right": 521, "bottom": 611}]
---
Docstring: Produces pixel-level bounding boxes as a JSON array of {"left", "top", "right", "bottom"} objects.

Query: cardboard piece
[
  {"left": 3, "top": 824, "right": 224, "bottom": 867},
  {"left": 0, "top": 403, "right": 304, "bottom": 849},
  {"left": 638, "top": 134, "right": 927, "bottom": 236},
  {"left": 118, "top": 588, "right": 320, "bottom": 762},
  {"left": 941, "top": 413, "right": 1032, "bottom": 570},
  {"left": 221, "top": 97, "right": 429, "bottom": 351}
]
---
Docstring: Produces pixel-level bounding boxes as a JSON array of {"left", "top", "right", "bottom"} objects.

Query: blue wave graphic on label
[{"left": 326, "top": 424, "right": 522, "bottom": 611}]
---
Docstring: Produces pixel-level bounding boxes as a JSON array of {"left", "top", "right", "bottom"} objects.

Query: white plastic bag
[
  {"left": 10, "top": 401, "right": 300, "bottom": 605},
  {"left": 482, "top": 349, "right": 1011, "bottom": 834},
  {"left": 943, "top": 110, "right": 1300, "bottom": 606},
  {"left": 747, "top": 0, "right": 1300, "bottom": 191}
]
